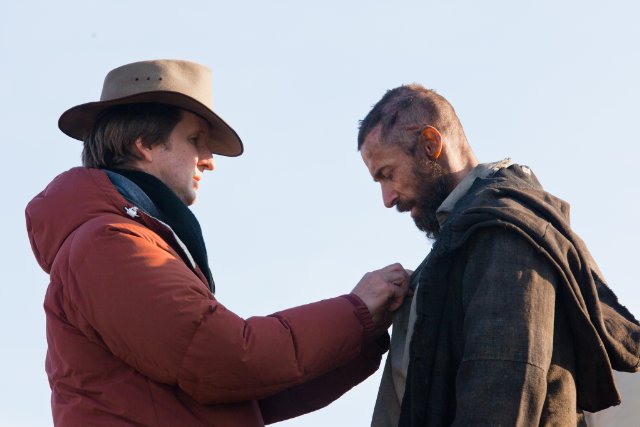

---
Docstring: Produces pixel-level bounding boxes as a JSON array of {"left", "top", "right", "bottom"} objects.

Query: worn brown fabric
[{"left": 399, "top": 165, "right": 640, "bottom": 426}]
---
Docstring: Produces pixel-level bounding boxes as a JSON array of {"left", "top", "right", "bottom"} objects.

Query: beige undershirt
[{"left": 371, "top": 159, "right": 513, "bottom": 427}]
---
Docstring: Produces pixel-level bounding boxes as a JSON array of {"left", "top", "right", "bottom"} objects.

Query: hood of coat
[
  {"left": 443, "top": 164, "right": 572, "bottom": 250},
  {"left": 440, "top": 164, "right": 640, "bottom": 410},
  {"left": 25, "top": 167, "right": 129, "bottom": 273}
]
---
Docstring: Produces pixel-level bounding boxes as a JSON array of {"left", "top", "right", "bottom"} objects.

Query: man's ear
[
  {"left": 419, "top": 126, "right": 443, "bottom": 160},
  {"left": 133, "top": 138, "right": 153, "bottom": 163}
]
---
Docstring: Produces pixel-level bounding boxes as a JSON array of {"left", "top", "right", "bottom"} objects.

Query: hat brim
[{"left": 58, "top": 91, "right": 244, "bottom": 157}]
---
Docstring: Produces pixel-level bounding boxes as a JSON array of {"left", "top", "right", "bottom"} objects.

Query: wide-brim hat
[{"left": 58, "top": 59, "right": 243, "bottom": 157}]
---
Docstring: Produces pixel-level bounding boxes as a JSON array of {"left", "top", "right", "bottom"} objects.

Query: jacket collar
[
  {"left": 436, "top": 158, "right": 514, "bottom": 226},
  {"left": 104, "top": 169, "right": 164, "bottom": 220}
]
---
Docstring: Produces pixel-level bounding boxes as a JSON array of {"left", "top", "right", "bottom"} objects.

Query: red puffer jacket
[{"left": 25, "top": 167, "right": 387, "bottom": 426}]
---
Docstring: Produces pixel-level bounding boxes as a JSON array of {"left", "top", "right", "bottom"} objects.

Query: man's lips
[
  {"left": 396, "top": 201, "right": 419, "bottom": 218},
  {"left": 396, "top": 200, "right": 413, "bottom": 213}
]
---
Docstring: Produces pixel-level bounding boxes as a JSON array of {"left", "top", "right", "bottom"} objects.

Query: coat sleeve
[
  {"left": 258, "top": 310, "right": 390, "bottom": 424},
  {"left": 452, "top": 228, "right": 558, "bottom": 426},
  {"left": 57, "top": 219, "right": 376, "bottom": 405}
]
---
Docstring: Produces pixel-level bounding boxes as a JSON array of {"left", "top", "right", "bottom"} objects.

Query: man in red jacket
[{"left": 25, "top": 59, "right": 409, "bottom": 426}]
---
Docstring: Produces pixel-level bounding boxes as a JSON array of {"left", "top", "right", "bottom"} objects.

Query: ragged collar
[{"left": 436, "top": 158, "right": 513, "bottom": 226}]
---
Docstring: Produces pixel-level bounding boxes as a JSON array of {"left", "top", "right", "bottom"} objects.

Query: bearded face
[
  {"left": 396, "top": 158, "right": 452, "bottom": 240},
  {"left": 360, "top": 124, "right": 455, "bottom": 240}
]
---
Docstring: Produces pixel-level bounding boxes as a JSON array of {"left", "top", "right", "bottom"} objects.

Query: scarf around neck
[{"left": 108, "top": 168, "right": 214, "bottom": 292}]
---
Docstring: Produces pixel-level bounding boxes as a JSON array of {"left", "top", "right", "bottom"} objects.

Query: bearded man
[{"left": 358, "top": 84, "right": 640, "bottom": 426}]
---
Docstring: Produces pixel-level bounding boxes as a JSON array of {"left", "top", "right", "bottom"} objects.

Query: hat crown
[
  {"left": 58, "top": 59, "right": 243, "bottom": 157},
  {"left": 100, "top": 60, "right": 213, "bottom": 108}
]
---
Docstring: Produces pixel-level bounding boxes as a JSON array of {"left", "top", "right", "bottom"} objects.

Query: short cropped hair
[
  {"left": 357, "top": 84, "right": 464, "bottom": 152},
  {"left": 82, "top": 103, "right": 182, "bottom": 169}
]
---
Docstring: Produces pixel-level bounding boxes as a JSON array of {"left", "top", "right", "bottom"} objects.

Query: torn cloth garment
[{"left": 398, "top": 164, "right": 640, "bottom": 426}]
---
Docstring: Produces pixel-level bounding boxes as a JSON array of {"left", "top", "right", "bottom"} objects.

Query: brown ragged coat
[{"left": 400, "top": 165, "right": 640, "bottom": 426}]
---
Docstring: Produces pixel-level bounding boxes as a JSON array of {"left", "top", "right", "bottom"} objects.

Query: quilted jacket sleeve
[
  {"left": 55, "top": 217, "right": 377, "bottom": 405},
  {"left": 259, "top": 326, "right": 390, "bottom": 424}
]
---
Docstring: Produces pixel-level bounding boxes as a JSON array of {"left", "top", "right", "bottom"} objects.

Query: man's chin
[
  {"left": 412, "top": 211, "right": 440, "bottom": 240},
  {"left": 412, "top": 216, "right": 426, "bottom": 232},
  {"left": 412, "top": 212, "right": 425, "bottom": 230}
]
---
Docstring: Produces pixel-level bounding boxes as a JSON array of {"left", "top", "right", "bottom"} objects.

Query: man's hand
[{"left": 351, "top": 263, "right": 410, "bottom": 334}]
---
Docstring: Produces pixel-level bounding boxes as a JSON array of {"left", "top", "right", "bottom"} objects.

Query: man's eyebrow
[{"left": 373, "top": 167, "right": 386, "bottom": 182}]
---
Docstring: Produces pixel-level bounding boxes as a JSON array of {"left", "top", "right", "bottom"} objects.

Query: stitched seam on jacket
[
  {"left": 460, "top": 357, "right": 547, "bottom": 372},
  {"left": 176, "top": 310, "right": 210, "bottom": 389}
]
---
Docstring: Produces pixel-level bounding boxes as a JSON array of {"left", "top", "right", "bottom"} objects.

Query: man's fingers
[
  {"left": 352, "top": 263, "right": 411, "bottom": 318},
  {"left": 386, "top": 275, "right": 410, "bottom": 311},
  {"left": 387, "top": 285, "right": 407, "bottom": 312},
  {"left": 383, "top": 268, "right": 410, "bottom": 286},
  {"left": 381, "top": 263, "right": 405, "bottom": 273}
]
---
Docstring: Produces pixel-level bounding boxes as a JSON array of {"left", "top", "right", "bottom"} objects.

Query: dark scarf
[{"left": 108, "top": 169, "right": 214, "bottom": 292}]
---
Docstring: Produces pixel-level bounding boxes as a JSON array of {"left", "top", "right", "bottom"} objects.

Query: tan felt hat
[{"left": 58, "top": 59, "right": 243, "bottom": 157}]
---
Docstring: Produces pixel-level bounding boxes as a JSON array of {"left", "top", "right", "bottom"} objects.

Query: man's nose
[
  {"left": 199, "top": 152, "right": 215, "bottom": 171},
  {"left": 381, "top": 184, "right": 397, "bottom": 208}
]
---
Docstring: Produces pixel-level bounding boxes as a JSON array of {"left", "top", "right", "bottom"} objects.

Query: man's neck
[{"left": 446, "top": 155, "right": 479, "bottom": 191}]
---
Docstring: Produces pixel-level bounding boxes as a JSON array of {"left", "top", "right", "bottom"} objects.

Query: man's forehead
[
  {"left": 181, "top": 110, "right": 209, "bottom": 127},
  {"left": 361, "top": 125, "right": 406, "bottom": 178},
  {"left": 361, "top": 125, "right": 385, "bottom": 157}
]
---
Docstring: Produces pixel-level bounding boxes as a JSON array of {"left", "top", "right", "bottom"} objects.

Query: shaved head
[{"left": 357, "top": 84, "right": 466, "bottom": 153}]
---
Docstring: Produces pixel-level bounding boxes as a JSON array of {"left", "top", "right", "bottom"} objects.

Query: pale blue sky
[{"left": 2, "top": 1, "right": 639, "bottom": 426}]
